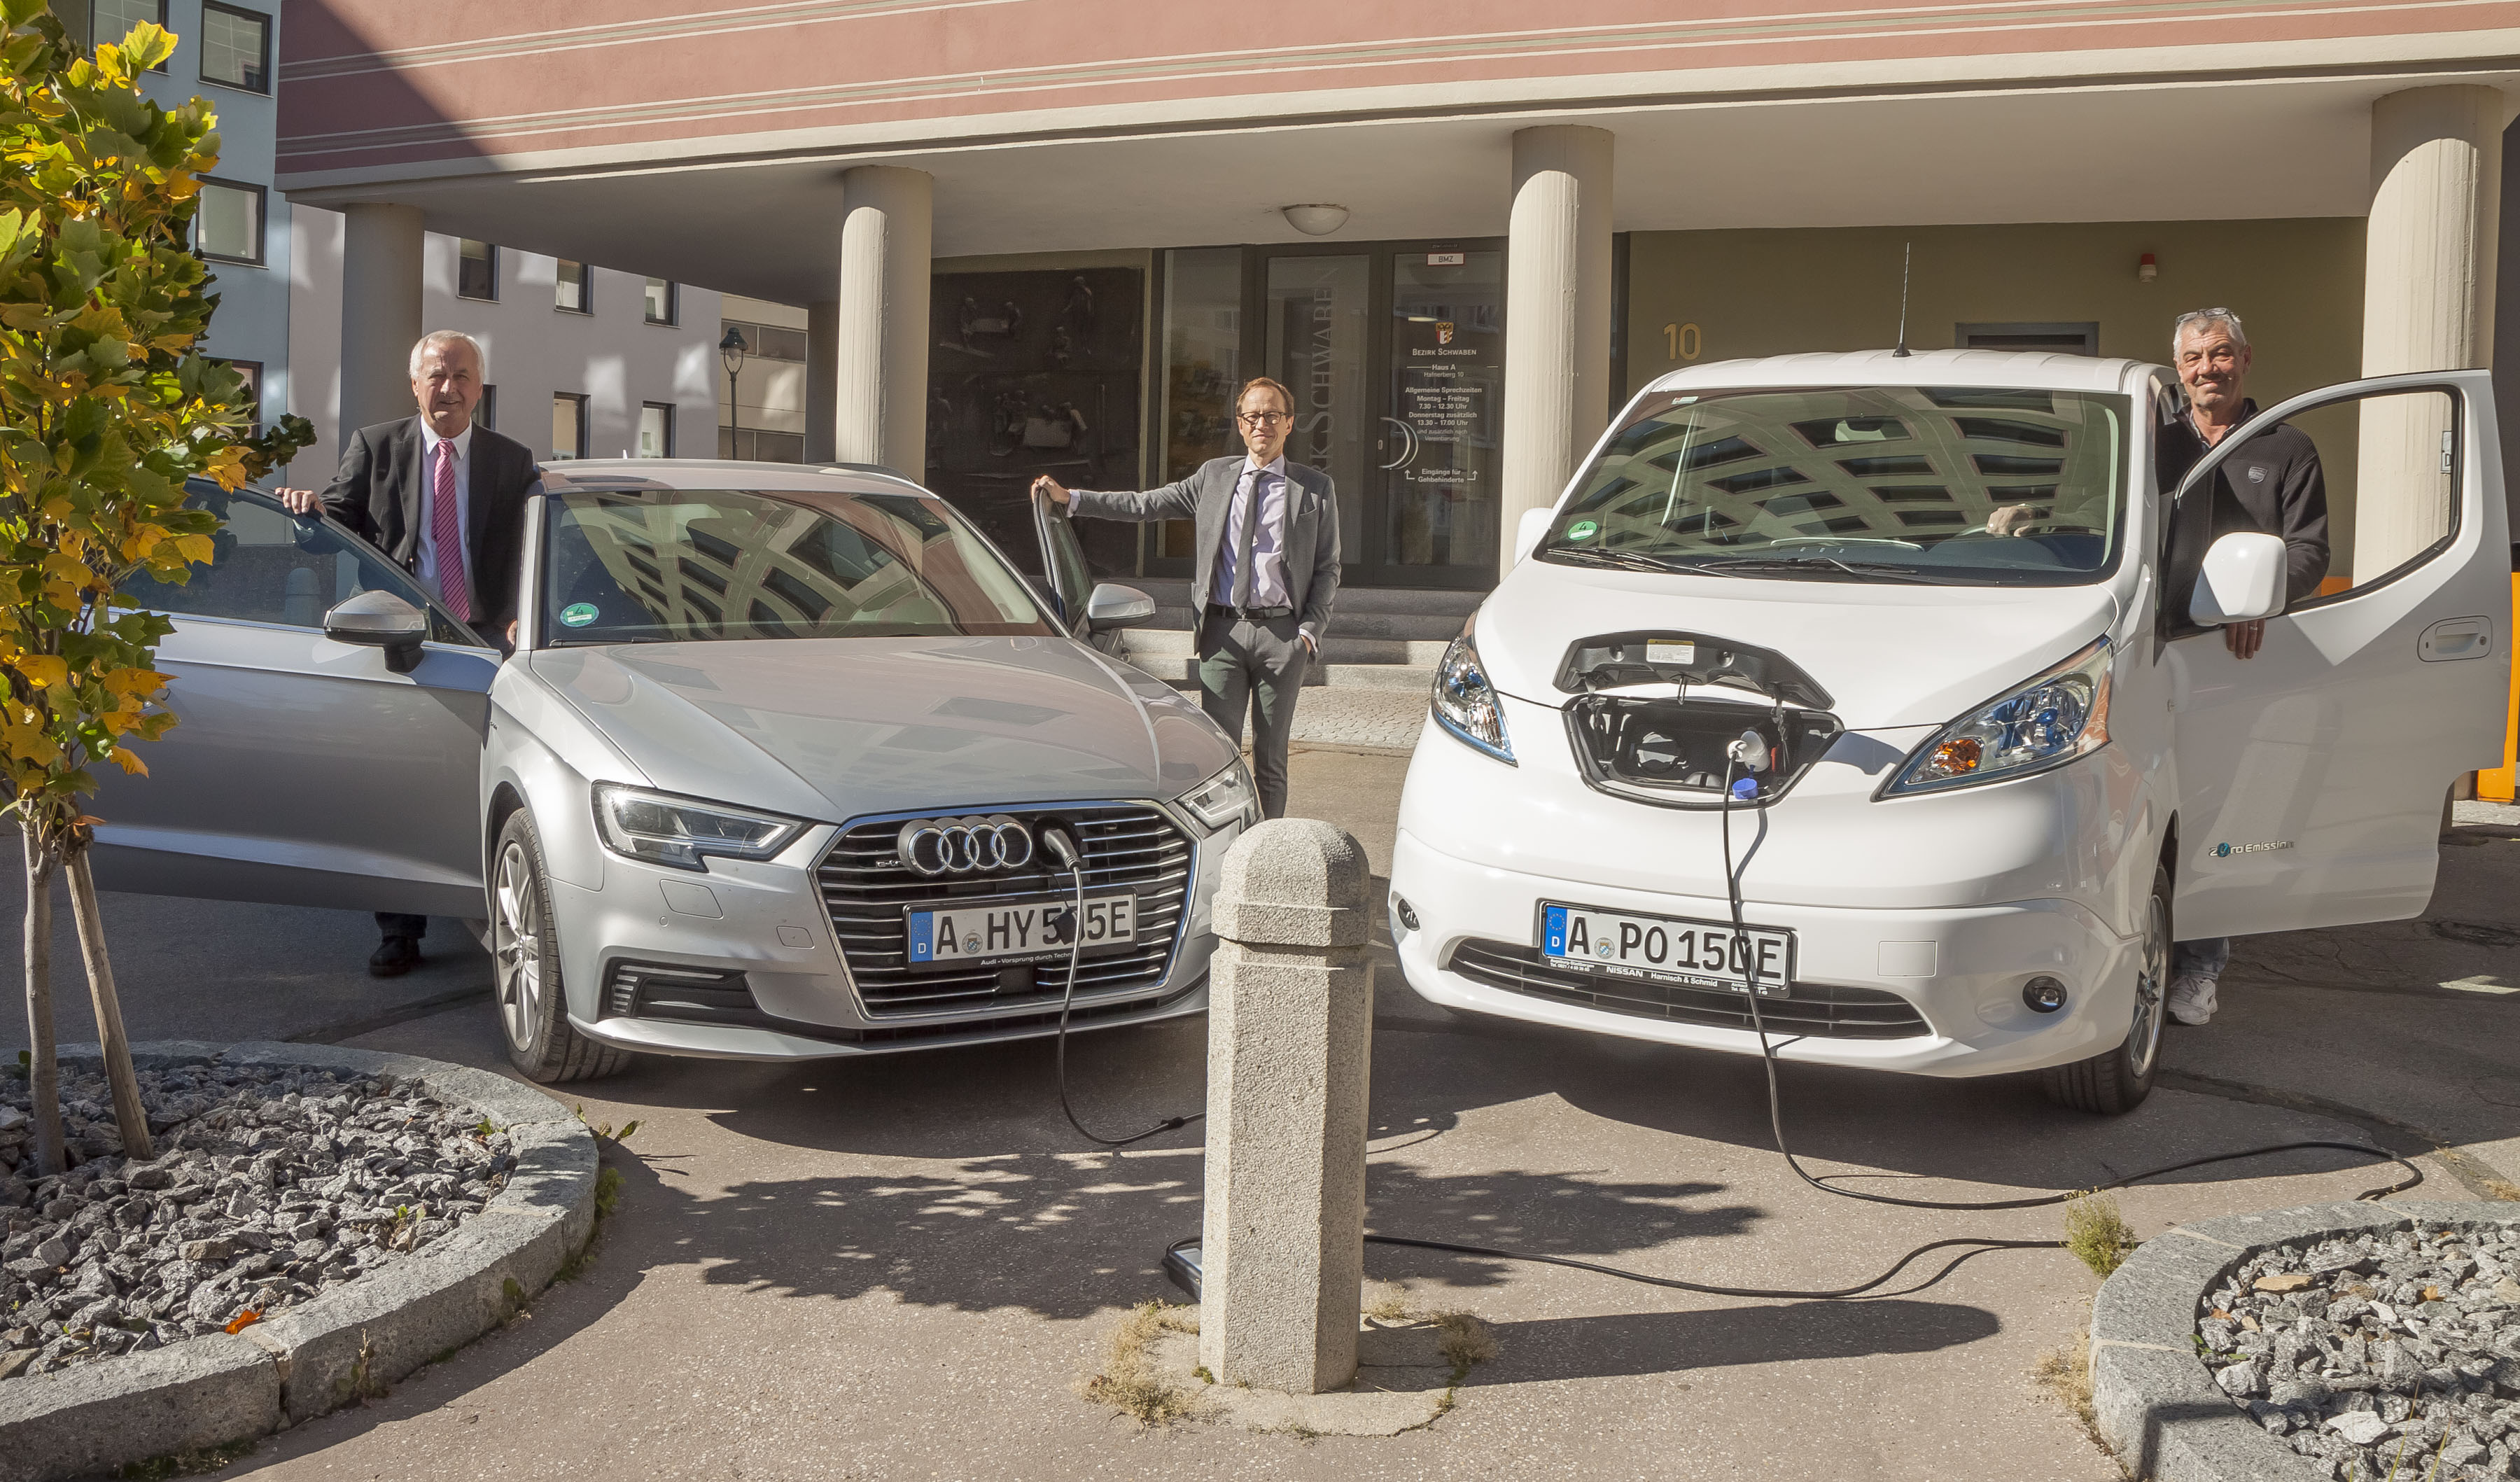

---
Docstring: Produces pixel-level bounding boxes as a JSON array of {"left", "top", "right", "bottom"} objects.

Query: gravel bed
[
  {"left": 2206, "top": 1219, "right": 2520, "bottom": 1480},
  {"left": 0, "top": 1059, "right": 515, "bottom": 1380}
]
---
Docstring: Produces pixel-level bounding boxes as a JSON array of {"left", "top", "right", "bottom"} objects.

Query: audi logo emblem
[{"left": 896, "top": 815, "right": 1036, "bottom": 876}]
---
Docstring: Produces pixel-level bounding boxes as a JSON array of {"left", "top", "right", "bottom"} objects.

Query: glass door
[
  {"left": 1264, "top": 254, "right": 1373, "bottom": 578},
  {"left": 1383, "top": 249, "right": 1504, "bottom": 581}
]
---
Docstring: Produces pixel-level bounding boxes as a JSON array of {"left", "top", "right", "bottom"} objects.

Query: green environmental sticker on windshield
[
  {"left": 1565, "top": 519, "right": 1600, "bottom": 540},
  {"left": 559, "top": 603, "right": 598, "bottom": 628}
]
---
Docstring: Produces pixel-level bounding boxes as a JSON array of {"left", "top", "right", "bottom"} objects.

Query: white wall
[{"left": 285, "top": 211, "right": 720, "bottom": 483}]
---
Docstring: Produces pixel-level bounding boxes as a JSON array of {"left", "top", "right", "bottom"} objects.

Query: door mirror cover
[
  {"left": 1515, "top": 508, "right": 1553, "bottom": 565},
  {"left": 1085, "top": 582, "right": 1158, "bottom": 632},
  {"left": 323, "top": 589, "right": 428, "bottom": 666},
  {"left": 2190, "top": 532, "right": 2287, "bottom": 626}
]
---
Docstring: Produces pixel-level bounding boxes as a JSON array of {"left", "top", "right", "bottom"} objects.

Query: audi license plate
[
  {"left": 905, "top": 892, "right": 1138, "bottom": 971},
  {"left": 1539, "top": 902, "right": 1793, "bottom": 997}
]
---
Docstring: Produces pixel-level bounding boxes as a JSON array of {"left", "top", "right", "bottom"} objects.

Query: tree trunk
[
  {"left": 21, "top": 827, "right": 63, "bottom": 1177},
  {"left": 65, "top": 849, "right": 151, "bottom": 1163}
]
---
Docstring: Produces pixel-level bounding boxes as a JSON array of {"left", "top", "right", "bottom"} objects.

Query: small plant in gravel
[{"left": 2064, "top": 1191, "right": 2139, "bottom": 1278}]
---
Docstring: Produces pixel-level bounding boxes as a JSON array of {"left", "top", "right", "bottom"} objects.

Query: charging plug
[
  {"left": 1727, "top": 729, "right": 1771, "bottom": 774},
  {"left": 1041, "top": 827, "right": 1082, "bottom": 872}
]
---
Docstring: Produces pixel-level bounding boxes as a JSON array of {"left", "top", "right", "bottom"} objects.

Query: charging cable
[{"left": 1042, "top": 825, "right": 1205, "bottom": 1148}]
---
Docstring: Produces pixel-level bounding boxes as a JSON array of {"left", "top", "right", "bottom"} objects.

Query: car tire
[
  {"left": 2040, "top": 863, "right": 2169, "bottom": 1116},
  {"left": 491, "top": 809, "right": 630, "bottom": 1084}
]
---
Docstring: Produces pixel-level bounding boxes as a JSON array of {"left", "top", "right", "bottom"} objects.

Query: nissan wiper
[
  {"left": 1693, "top": 556, "right": 1946, "bottom": 584},
  {"left": 1544, "top": 547, "right": 1742, "bottom": 578}
]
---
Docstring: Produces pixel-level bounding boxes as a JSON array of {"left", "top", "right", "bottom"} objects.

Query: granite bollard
[{"left": 1198, "top": 817, "right": 1376, "bottom": 1394}]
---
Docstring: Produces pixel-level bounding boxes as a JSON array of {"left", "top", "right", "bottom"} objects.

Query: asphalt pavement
[{"left": 5, "top": 748, "right": 2516, "bottom": 1478}]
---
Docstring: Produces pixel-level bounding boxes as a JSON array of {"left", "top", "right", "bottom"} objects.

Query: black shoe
[{"left": 368, "top": 937, "right": 421, "bottom": 978}]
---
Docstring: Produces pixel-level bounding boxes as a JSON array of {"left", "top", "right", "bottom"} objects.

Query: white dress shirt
[
  {"left": 1212, "top": 454, "right": 1291, "bottom": 609},
  {"left": 415, "top": 421, "right": 475, "bottom": 608}
]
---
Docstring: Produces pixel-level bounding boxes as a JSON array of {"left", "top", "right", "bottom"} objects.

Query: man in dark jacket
[{"left": 276, "top": 330, "right": 540, "bottom": 976}]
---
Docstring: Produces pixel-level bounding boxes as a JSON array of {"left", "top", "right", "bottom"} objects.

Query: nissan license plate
[
  {"left": 905, "top": 892, "right": 1137, "bottom": 971},
  {"left": 1539, "top": 902, "right": 1793, "bottom": 997}
]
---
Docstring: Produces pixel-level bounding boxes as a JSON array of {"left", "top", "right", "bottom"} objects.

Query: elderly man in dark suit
[
  {"left": 276, "top": 329, "right": 540, "bottom": 977},
  {"left": 1032, "top": 377, "right": 1338, "bottom": 819}
]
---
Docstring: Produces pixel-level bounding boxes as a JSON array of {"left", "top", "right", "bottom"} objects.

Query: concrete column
[
  {"left": 1200, "top": 818, "right": 1374, "bottom": 1394},
  {"left": 2356, "top": 85, "right": 2503, "bottom": 581},
  {"left": 337, "top": 202, "right": 424, "bottom": 435},
  {"left": 1500, "top": 125, "right": 1615, "bottom": 581},
  {"left": 805, "top": 299, "right": 839, "bottom": 464},
  {"left": 834, "top": 166, "right": 932, "bottom": 480}
]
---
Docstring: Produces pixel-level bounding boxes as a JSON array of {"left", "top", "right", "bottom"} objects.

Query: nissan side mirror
[
  {"left": 1084, "top": 582, "right": 1157, "bottom": 634},
  {"left": 1514, "top": 508, "right": 1554, "bottom": 565},
  {"left": 2190, "top": 532, "right": 2288, "bottom": 626},
  {"left": 323, "top": 589, "right": 428, "bottom": 673}
]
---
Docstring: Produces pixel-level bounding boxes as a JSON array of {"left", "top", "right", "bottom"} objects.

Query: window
[
  {"left": 477, "top": 384, "right": 498, "bottom": 432},
  {"left": 552, "top": 393, "right": 588, "bottom": 460},
  {"left": 194, "top": 178, "right": 264, "bottom": 264},
  {"left": 638, "top": 403, "right": 674, "bottom": 459},
  {"left": 457, "top": 240, "right": 498, "bottom": 302},
  {"left": 88, "top": 1, "right": 166, "bottom": 64},
  {"left": 1957, "top": 322, "right": 2100, "bottom": 356},
  {"left": 122, "top": 487, "right": 479, "bottom": 645},
  {"left": 720, "top": 320, "right": 806, "bottom": 362},
  {"left": 555, "top": 260, "right": 590, "bottom": 314},
  {"left": 644, "top": 279, "right": 677, "bottom": 326},
  {"left": 718, "top": 428, "right": 805, "bottom": 463},
  {"left": 214, "top": 358, "right": 262, "bottom": 432},
  {"left": 198, "top": 3, "right": 270, "bottom": 92}
]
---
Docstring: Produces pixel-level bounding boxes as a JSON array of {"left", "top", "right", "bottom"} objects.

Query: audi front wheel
[{"left": 492, "top": 809, "right": 631, "bottom": 1084}]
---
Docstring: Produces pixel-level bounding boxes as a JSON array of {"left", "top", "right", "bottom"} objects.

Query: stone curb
[
  {"left": 0, "top": 1040, "right": 598, "bottom": 1482},
  {"left": 2091, "top": 1201, "right": 2520, "bottom": 1482}
]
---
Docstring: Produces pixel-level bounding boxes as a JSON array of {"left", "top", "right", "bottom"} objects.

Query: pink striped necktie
[{"left": 431, "top": 439, "right": 472, "bottom": 622}]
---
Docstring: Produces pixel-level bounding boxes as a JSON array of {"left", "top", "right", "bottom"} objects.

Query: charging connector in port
[{"left": 1565, "top": 694, "right": 1842, "bottom": 808}]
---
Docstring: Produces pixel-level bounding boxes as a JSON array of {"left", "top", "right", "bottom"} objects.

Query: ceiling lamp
[{"left": 1280, "top": 204, "right": 1350, "bottom": 236}]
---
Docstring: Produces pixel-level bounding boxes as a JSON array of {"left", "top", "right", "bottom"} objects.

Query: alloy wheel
[
  {"left": 493, "top": 839, "right": 543, "bottom": 1052},
  {"left": 2127, "top": 890, "right": 2168, "bottom": 1079}
]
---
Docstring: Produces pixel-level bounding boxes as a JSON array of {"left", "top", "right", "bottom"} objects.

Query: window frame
[
  {"left": 638, "top": 402, "right": 676, "bottom": 459},
  {"left": 555, "top": 260, "right": 592, "bottom": 316},
  {"left": 456, "top": 239, "right": 500, "bottom": 302},
  {"left": 643, "top": 279, "right": 678, "bottom": 326},
  {"left": 552, "top": 392, "right": 590, "bottom": 461},
  {"left": 87, "top": 1, "right": 168, "bottom": 68},
  {"left": 478, "top": 384, "right": 498, "bottom": 432},
  {"left": 192, "top": 176, "right": 266, "bottom": 266},
  {"left": 196, "top": 1, "right": 271, "bottom": 95}
]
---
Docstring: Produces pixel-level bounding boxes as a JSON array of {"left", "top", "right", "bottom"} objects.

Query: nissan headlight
[
  {"left": 593, "top": 784, "right": 808, "bottom": 870},
  {"left": 1432, "top": 634, "right": 1514, "bottom": 764},
  {"left": 1180, "top": 760, "right": 1259, "bottom": 832},
  {"left": 1884, "top": 638, "right": 2112, "bottom": 797}
]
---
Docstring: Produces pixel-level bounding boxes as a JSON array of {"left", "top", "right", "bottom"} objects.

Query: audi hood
[
  {"left": 1474, "top": 557, "right": 2125, "bottom": 730},
  {"left": 525, "top": 636, "right": 1238, "bottom": 823}
]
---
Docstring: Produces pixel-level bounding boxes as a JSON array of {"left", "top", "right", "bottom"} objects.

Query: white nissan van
[{"left": 1389, "top": 350, "right": 2508, "bottom": 1112}]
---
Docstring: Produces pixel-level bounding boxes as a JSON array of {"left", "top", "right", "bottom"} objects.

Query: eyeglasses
[{"left": 1236, "top": 411, "right": 1291, "bottom": 426}]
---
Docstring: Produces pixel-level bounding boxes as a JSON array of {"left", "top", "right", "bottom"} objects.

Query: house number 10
[{"left": 1663, "top": 323, "right": 1702, "bottom": 361}]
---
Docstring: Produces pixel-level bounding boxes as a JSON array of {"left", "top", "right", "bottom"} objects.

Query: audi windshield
[
  {"left": 1539, "top": 386, "right": 2131, "bottom": 587},
  {"left": 539, "top": 488, "right": 1058, "bottom": 644}
]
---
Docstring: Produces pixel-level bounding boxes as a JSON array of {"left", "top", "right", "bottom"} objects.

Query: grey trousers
[{"left": 1197, "top": 612, "right": 1308, "bottom": 820}]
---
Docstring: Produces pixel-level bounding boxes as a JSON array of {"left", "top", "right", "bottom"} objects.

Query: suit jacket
[
  {"left": 1070, "top": 457, "right": 1340, "bottom": 646},
  {"left": 320, "top": 417, "right": 539, "bottom": 634}
]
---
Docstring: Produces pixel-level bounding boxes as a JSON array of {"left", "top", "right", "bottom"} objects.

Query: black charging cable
[{"left": 1043, "top": 826, "right": 1205, "bottom": 1149}]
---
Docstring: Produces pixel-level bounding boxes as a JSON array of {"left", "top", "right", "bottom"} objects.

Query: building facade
[
  {"left": 270, "top": 1, "right": 2520, "bottom": 591},
  {"left": 71, "top": 0, "right": 292, "bottom": 450}
]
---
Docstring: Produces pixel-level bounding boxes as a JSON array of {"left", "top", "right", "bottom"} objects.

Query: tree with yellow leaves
[{"left": 1, "top": 3, "right": 309, "bottom": 1175}]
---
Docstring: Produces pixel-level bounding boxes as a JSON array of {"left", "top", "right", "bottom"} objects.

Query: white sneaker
[{"left": 2166, "top": 973, "right": 2218, "bottom": 1026}]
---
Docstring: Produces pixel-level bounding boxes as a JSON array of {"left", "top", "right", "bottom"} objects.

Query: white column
[
  {"left": 805, "top": 299, "right": 839, "bottom": 464},
  {"left": 2356, "top": 85, "right": 2503, "bottom": 581},
  {"left": 834, "top": 167, "right": 932, "bottom": 480},
  {"left": 1500, "top": 125, "right": 1615, "bottom": 580},
  {"left": 337, "top": 202, "right": 424, "bottom": 436}
]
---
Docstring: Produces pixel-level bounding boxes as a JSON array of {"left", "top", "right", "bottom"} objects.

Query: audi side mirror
[
  {"left": 2190, "top": 531, "right": 2288, "bottom": 627},
  {"left": 1084, "top": 582, "right": 1156, "bottom": 634},
  {"left": 323, "top": 589, "right": 428, "bottom": 674}
]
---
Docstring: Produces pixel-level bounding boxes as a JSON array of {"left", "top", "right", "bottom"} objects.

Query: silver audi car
[{"left": 89, "top": 461, "right": 1256, "bottom": 1081}]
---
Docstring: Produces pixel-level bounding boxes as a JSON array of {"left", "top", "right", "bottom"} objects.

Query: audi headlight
[
  {"left": 592, "top": 784, "right": 808, "bottom": 871},
  {"left": 1180, "top": 760, "right": 1259, "bottom": 832},
  {"left": 1884, "top": 638, "right": 2113, "bottom": 797},
  {"left": 1432, "top": 634, "right": 1514, "bottom": 764}
]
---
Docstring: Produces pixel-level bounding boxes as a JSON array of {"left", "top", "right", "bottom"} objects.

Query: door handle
[{"left": 2420, "top": 616, "right": 2494, "bottom": 662}]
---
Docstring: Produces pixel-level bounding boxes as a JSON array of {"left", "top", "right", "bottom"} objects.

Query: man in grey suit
[{"left": 1032, "top": 377, "right": 1338, "bottom": 818}]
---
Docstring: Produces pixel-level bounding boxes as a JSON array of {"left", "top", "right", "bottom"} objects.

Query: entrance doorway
[{"left": 1154, "top": 240, "right": 1505, "bottom": 591}]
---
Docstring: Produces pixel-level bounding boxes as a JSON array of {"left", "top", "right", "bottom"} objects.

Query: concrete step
[
  {"left": 1116, "top": 630, "right": 1452, "bottom": 667},
  {"left": 1109, "top": 579, "right": 1483, "bottom": 617},
  {"left": 1132, "top": 607, "right": 1461, "bottom": 642}
]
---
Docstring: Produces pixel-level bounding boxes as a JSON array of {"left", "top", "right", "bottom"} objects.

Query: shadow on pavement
[{"left": 1483, "top": 1300, "right": 2002, "bottom": 1382}]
